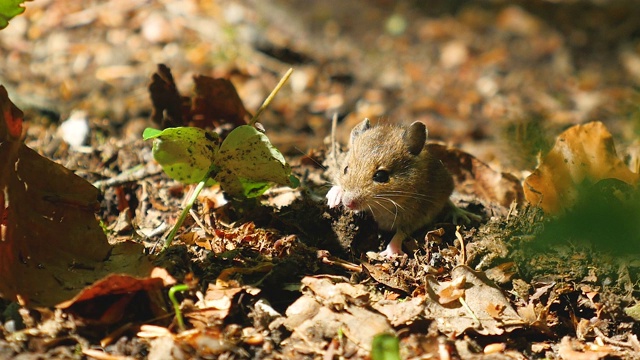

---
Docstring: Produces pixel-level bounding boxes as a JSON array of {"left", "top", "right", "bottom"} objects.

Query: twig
[
  {"left": 331, "top": 112, "right": 338, "bottom": 168},
  {"left": 459, "top": 297, "right": 482, "bottom": 329},
  {"left": 456, "top": 226, "right": 466, "bottom": 265},
  {"left": 248, "top": 68, "right": 293, "bottom": 127}
]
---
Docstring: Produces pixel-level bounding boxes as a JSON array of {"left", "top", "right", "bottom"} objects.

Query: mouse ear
[
  {"left": 403, "top": 121, "right": 427, "bottom": 155},
  {"left": 350, "top": 118, "right": 371, "bottom": 145}
]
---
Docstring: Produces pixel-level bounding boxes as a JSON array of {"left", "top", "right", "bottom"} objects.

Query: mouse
[{"left": 326, "top": 118, "right": 479, "bottom": 257}]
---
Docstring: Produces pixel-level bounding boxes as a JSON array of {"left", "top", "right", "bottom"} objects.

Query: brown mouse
[{"left": 326, "top": 119, "right": 478, "bottom": 257}]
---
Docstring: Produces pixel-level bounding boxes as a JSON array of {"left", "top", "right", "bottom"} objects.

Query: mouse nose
[{"left": 341, "top": 193, "right": 360, "bottom": 210}]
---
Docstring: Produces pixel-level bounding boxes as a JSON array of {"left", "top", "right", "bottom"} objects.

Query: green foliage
[
  {"left": 215, "top": 125, "right": 297, "bottom": 197},
  {"left": 0, "top": 0, "right": 27, "bottom": 30},
  {"left": 143, "top": 127, "right": 218, "bottom": 184},
  {"left": 144, "top": 125, "right": 297, "bottom": 198},
  {"left": 168, "top": 284, "right": 190, "bottom": 332},
  {"left": 371, "top": 333, "right": 401, "bottom": 360}
]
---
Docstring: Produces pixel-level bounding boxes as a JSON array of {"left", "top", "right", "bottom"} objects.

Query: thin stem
[
  {"left": 168, "top": 284, "right": 190, "bottom": 332},
  {"left": 163, "top": 179, "right": 207, "bottom": 250},
  {"left": 248, "top": 68, "right": 293, "bottom": 127}
]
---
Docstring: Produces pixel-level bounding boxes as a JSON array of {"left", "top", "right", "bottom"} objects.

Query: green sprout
[
  {"left": 143, "top": 69, "right": 298, "bottom": 250},
  {"left": 168, "top": 284, "right": 190, "bottom": 332},
  {"left": 371, "top": 333, "right": 401, "bottom": 360}
]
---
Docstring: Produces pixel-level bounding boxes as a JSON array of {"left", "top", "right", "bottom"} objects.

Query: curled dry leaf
[
  {"left": 282, "top": 276, "right": 392, "bottom": 355},
  {"left": 524, "top": 121, "right": 639, "bottom": 214},
  {"left": 424, "top": 265, "right": 523, "bottom": 336},
  {"left": 56, "top": 265, "right": 174, "bottom": 325},
  {"left": 148, "top": 64, "right": 249, "bottom": 129},
  {"left": 437, "top": 275, "right": 467, "bottom": 305},
  {"left": 192, "top": 75, "right": 249, "bottom": 128},
  {"left": 149, "top": 64, "right": 189, "bottom": 128},
  {"left": 427, "top": 144, "right": 524, "bottom": 208}
]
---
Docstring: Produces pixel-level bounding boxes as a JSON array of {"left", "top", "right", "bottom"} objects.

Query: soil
[{"left": 1, "top": 0, "right": 640, "bottom": 359}]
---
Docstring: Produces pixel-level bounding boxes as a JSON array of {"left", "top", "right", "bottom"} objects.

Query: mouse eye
[
  {"left": 372, "top": 170, "right": 390, "bottom": 183},
  {"left": 343, "top": 166, "right": 349, "bottom": 175}
]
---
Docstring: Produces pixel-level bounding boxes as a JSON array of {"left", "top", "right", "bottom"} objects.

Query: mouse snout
[{"left": 341, "top": 192, "right": 361, "bottom": 210}]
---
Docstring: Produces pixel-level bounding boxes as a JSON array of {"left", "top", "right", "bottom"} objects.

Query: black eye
[
  {"left": 343, "top": 166, "right": 349, "bottom": 175},
  {"left": 373, "top": 170, "right": 390, "bottom": 183}
]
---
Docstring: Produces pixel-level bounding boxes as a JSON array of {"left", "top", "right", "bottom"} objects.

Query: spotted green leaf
[
  {"left": 214, "top": 125, "right": 297, "bottom": 198},
  {"left": 143, "top": 127, "right": 219, "bottom": 184}
]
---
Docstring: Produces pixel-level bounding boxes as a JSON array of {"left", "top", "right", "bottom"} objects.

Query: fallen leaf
[
  {"left": 0, "top": 88, "right": 158, "bottom": 310},
  {"left": 524, "top": 121, "right": 639, "bottom": 214},
  {"left": 192, "top": 75, "right": 249, "bottom": 128},
  {"left": 0, "top": 87, "right": 111, "bottom": 307},
  {"left": 436, "top": 275, "right": 467, "bottom": 304},
  {"left": 148, "top": 64, "right": 250, "bottom": 129},
  {"left": 424, "top": 265, "right": 523, "bottom": 336},
  {"left": 149, "top": 64, "right": 189, "bottom": 128},
  {"left": 56, "top": 264, "right": 175, "bottom": 325},
  {"left": 372, "top": 296, "right": 424, "bottom": 327},
  {"left": 427, "top": 144, "right": 524, "bottom": 208}
]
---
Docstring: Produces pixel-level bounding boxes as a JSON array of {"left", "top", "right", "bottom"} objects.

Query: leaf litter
[{"left": 2, "top": 2, "right": 640, "bottom": 359}]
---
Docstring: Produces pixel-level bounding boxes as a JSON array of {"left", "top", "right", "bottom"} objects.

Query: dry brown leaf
[
  {"left": 0, "top": 88, "right": 161, "bottom": 311},
  {"left": 148, "top": 64, "right": 249, "bottom": 129},
  {"left": 427, "top": 143, "right": 524, "bottom": 208},
  {"left": 283, "top": 276, "right": 392, "bottom": 354},
  {"left": 424, "top": 265, "right": 523, "bottom": 336},
  {"left": 149, "top": 64, "right": 189, "bottom": 128},
  {"left": 0, "top": 86, "right": 111, "bottom": 307},
  {"left": 56, "top": 264, "right": 174, "bottom": 325},
  {"left": 524, "top": 121, "right": 639, "bottom": 214},
  {"left": 436, "top": 275, "right": 467, "bottom": 304},
  {"left": 191, "top": 75, "right": 249, "bottom": 128}
]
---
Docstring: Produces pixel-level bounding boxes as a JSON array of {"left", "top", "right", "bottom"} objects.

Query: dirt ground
[{"left": 1, "top": 0, "right": 640, "bottom": 359}]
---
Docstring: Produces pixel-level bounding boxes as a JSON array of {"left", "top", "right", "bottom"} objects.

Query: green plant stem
[
  {"left": 163, "top": 178, "right": 207, "bottom": 250},
  {"left": 168, "top": 284, "right": 190, "bottom": 332},
  {"left": 248, "top": 68, "right": 293, "bottom": 127}
]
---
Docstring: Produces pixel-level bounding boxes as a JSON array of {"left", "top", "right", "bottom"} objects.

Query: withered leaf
[
  {"left": 191, "top": 75, "right": 249, "bottom": 128},
  {"left": 149, "top": 64, "right": 189, "bottom": 128},
  {"left": 148, "top": 64, "right": 250, "bottom": 129},
  {"left": 0, "top": 88, "right": 156, "bottom": 308},
  {"left": 427, "top": 143, "right": 524, "bottom": 208},
  {"left": 524, "top": 121, "right": 639, "bottom": 214}
]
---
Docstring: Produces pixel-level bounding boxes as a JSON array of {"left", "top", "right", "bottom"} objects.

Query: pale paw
[
  {"left": 326, "top": 185, "right": 343, "bottom": 209},
  {"left": 379, "top": 247, "right": 405, "bottom": 258},
  {"left": 379, "top": 236, "right": 405, "bottom": 258}
]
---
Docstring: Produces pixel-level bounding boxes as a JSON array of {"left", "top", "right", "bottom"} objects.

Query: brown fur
[{"left": 338, "top": 121, "right": 454, "bottom": 235}]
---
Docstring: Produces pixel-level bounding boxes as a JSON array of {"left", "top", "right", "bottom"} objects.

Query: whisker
[
  {"left": 377, "top": 193, "right": 438, "bottom": 205},
  {"left": 371, "top": 198, "right": 396, "bottom": 218},
  {"left": 372, "top": 197, "right": 400, "bottom": 229}
]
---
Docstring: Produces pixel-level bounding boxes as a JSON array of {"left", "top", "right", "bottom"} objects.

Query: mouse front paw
[
  {"left": 379, "top": 233, "right": 405, "bottom": 258},
  {"left": 326, "top": 185, "right": 343, "bottom": 208}
]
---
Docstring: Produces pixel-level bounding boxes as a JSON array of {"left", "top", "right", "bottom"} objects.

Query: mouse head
[{"left": 339, "top": 119, "right": 428, "bottom": 212}]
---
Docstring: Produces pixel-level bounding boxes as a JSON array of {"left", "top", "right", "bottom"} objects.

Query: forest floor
[{"left": 1, "top": 0, "right": 640, "bottom": 359}]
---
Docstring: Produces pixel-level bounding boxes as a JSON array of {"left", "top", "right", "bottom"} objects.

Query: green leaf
[
  {"left": 0, "top": 0, "right": 27, "bottom": 30},
  {"left": 144, "top": 127, "right": 219, "bottom": 184},
  {"left": 371, "top": 333, "right": 401, "bottom": 360},
  {"left": 214, "top": 125, "right": 296, "bottom": 198},
  {"left": 142, "top": 127, "right": 163, "bottom": 140}
]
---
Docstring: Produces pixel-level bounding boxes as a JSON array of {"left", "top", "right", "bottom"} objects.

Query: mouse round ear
[
  {"left": 403, "top": 121, "right": 427, "bottom": 155},
  {"left": 350, "top": 118, "right": 371, "bottom": 145}
]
